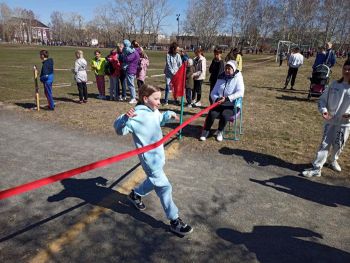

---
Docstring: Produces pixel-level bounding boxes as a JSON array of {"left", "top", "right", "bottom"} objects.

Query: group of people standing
[
  {"left": 89, "top": 39, "right": 149, "bottom": 104},
  {"left": 282, "top": 42, "right": 336, "bottom": 90}
]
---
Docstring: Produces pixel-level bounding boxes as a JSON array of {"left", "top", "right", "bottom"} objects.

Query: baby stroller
[{"left": 307, "top": 64, "right": 330, "bottom": 100}]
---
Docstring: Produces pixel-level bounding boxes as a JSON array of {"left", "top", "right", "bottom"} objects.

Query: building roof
[{"left": 10, "top": 17, "right": 49, "bottom": 28}]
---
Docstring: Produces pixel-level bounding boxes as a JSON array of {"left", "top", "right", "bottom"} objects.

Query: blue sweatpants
[
  {"left": 135, "top": 167, "right": 179, "bottom": 221},
  {"left": 43, "top": 82, "right": 55, "bottom": 110}
]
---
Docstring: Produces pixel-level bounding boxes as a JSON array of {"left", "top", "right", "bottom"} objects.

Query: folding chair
[{"left": 223, "top": 97, "right": 243, "bottom": 141}]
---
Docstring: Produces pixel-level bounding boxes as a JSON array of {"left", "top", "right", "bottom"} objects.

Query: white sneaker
[
  {"left": 216, "top": 131, "right": 223, "bottom": 142},
  {"left": 129, "top": 98, "right": 137, "bottom": 104},
  {"left": 199, "top": 130, "right": 209, "bottom": 141},
  {"left": 194, "top": 101, "right": 201, "bottom": 107},
  {"left": 302, "top": 168, "right": 321, "bottom": 177},
  {"left": 330, "top": 161, "right": 341, "bottom": 172}
]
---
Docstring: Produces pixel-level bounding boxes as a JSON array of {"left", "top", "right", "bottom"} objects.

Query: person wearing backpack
[{"left": 106, "top": 49, "right": 121, "bottom": 101}]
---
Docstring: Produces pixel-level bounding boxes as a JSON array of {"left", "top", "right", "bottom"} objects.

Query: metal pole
[{"left": 176, "top": 14, "right": 180, "bottom": 37}]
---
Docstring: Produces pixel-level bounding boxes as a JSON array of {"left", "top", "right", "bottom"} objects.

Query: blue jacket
[
  {"left": 114, "top": 105, "right": 176, "bottom": 171},
  {"left": 312, "top": 52, "right": 326, "bottom": 69},
  {"left": 40, "top": 58, "right": 54, "bottom": 83},
  {"left": 325, "top": 49, "right": 336, "bottom": 68}
]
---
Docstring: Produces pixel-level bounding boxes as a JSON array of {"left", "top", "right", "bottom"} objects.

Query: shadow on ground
[
  {"left": 250, "top": 175, "right": 350, "bottom": 207},
  {"left": 219, "top": 147, "right": 309, "bottom": 172},
  {"left": 217, "top": 226, "right": 350, "bottom": 263},
  {"left": 46, "top": 177, "right": 168, "bottom": 230}
]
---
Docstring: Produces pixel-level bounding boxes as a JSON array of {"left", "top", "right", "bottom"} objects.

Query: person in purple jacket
[{"left": 123, "top": 39, "right": 140, "bottom": 104}]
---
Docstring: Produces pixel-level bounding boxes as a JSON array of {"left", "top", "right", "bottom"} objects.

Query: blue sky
[{"left": 3, "top": 0, "right": 188, "bottom": 35}]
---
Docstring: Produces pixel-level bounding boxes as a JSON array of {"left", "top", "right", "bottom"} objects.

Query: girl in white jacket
[
  {"left": 192, "top": 48, "right": 206, "bottom": 107},
  {"left": 303, "top": 60, "right": 350, "bottom": 177},
  {"left": 73, "top": 50, "right": 88, "bottom": 103}
]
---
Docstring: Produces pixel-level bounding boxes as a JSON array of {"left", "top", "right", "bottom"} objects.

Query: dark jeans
[
  {"left": 137, "top": 79, "right": 144, "bottom": 90},
  {"left": 185, "top": 87, "right": 192, "bottom": 104},
  {"left": 192, "top": 79, "right": 203, "bottom": 102},
  {"left": 77, "top": 82, "right": 88, "bottom": 101},
  {"left": 285, "top": 67, "right": 299, "bottom": 87},
  {"left": 209, "top": 80, "right": 216, "bottom": 104},
  {"left": 204, "top": 104, "right": 239, "bottom": 131},
  {"left": 118, "top": 73, "right": 127, "bottom": 98}
]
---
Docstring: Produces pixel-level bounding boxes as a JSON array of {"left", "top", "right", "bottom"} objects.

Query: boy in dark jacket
[
  {"left": 209, "top": 48, "right": 224, "bottom": 104},
  {"left": 39, "top": 50, "right": 55, "bottom": 110}
]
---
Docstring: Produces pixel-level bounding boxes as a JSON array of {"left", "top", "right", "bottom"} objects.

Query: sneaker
[
  {"left": 216, "top": 131, "right": 223, "bottom": 142},
  {"left": 83, "top": 100, "right": 88, "bottom": 103},
  {"left": 194, "top": 101, "right": 201, "bottom": 107},
  {"left": 302, "top": 168, "right": 322, "bottom": 177},
  {"left": 186, "top": 103, "right": 192, "bottom": 108},
  {"left": 330, "top": 161, "right": 341, "bottom": 172},
  {"left": 170, "top": 218, "right": 193, "bottom": 236},
  {"left": 97, "top": 95, "right": 103, "bottom": 99},
  {"left": 129, "top": 98, "right": 137, "bottom": 104},
  {"left": 122, "top": 97, "right": 127, "bottom": 101},
  {"left": 128, "top": 190, "right": 146, "bottom": 210},
  {"left": 199, "top": 130, "right": 209, "bottom": 141}
]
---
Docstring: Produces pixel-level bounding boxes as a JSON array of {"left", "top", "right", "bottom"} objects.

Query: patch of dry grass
[{"left": 1, "top": 44, "right": 349, "bottom": 179}]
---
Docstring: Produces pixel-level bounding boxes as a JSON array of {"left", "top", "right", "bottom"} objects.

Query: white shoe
[
  {"left": 129, "top": 98, "right": 137, "bottom": 104},
  {"left": 194, "top": 101, "right": 201, "bottom": 107},
  {"left": 216, "top": 131, "right": 223, "bottom": 142},
  {"left": 330, "top": 161, "right": 341, "bottom": 172},
  {"left": 302, "top": 168, "right": 321, "bottom": 177},
  {"left": 199, "top": 130, "right": 209, "bottom": 141}
]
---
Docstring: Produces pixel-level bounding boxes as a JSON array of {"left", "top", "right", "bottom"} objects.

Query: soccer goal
[{"left": 275, "top": 40, "right": 298, "bottom": 62}]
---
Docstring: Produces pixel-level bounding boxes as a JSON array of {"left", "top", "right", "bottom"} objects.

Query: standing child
[
  {"left": 106, "top": 49, "right": 121, "bottom": 101},
  {"left": 164, "top": 42, "right": 182, "bottom": 105},
  {"left": 116, "top": 43, "right": 127, "bottom": 101},
  {"left": 192, "top": 47, "right": 206, "bottom": 107},
  {"left": 209, "top": 48, "right": 224, "bottom": 104},
  {"left": 39, "top": 50, "right": 55, "bottom": 110},
  {"left": 72, "top": 50, "right": 88, "bottom": 103},
  {"left": 136, "top": 51, "right": 149, "bottom": 90},
  {"left": 91, "top": 50, "right": 106, "bottom": 99},
  {"left": 185, "top": 59, "right": 195, "bottom": 107},
  {"left": 114, "top": 84, "right": 193, "bottom": 236},
  {"left": 302, "top": 60, "right": 350, "bottom": 177}
]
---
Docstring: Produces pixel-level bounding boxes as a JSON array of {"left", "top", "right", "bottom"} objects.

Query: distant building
[{"left": 9, "top": 17, "right": 52, "bottom": 44}]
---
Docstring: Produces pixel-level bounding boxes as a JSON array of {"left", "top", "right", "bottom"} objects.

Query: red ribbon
[{"left": 0, "top": 102, "right": 220, "bottom": 201}]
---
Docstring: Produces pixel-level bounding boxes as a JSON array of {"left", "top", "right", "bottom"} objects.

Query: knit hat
[
  {"left": 225, "top": 60, "right": 237, "bottom": 71},
  {"left": 123, "top": 39, "right": 131, "bottom": 48}
]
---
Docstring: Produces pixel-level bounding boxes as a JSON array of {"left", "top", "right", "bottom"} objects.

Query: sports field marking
[{"left": 29, "top": 141, "right": 180, "bottom": 263}]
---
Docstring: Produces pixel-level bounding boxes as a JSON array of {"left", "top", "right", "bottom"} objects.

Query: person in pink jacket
[
  {"left": 106, "top": 49, "right": 121, "bottom": 100},
  {"left": 136, "top": 51, "right": 150, "bottom": 90}
]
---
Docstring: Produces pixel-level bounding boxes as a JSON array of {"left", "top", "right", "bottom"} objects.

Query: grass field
[{"left": 0, "top": 44, "right": 349, "bottom": 179}]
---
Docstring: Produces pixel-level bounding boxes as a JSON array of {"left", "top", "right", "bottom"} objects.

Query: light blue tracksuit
[{"left": 114, "top": 105, "right": 179, "bottom": 220}]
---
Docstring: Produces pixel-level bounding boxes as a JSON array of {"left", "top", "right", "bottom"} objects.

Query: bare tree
[
  {"left": 0, "top": 2, "right": 12, "bottom": 41},
  {"left": 184, "top": 0, "right": 227, "bottom": 50},
  {"left": 50, "top": 11, "right": 64, "bottom": 41}
]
